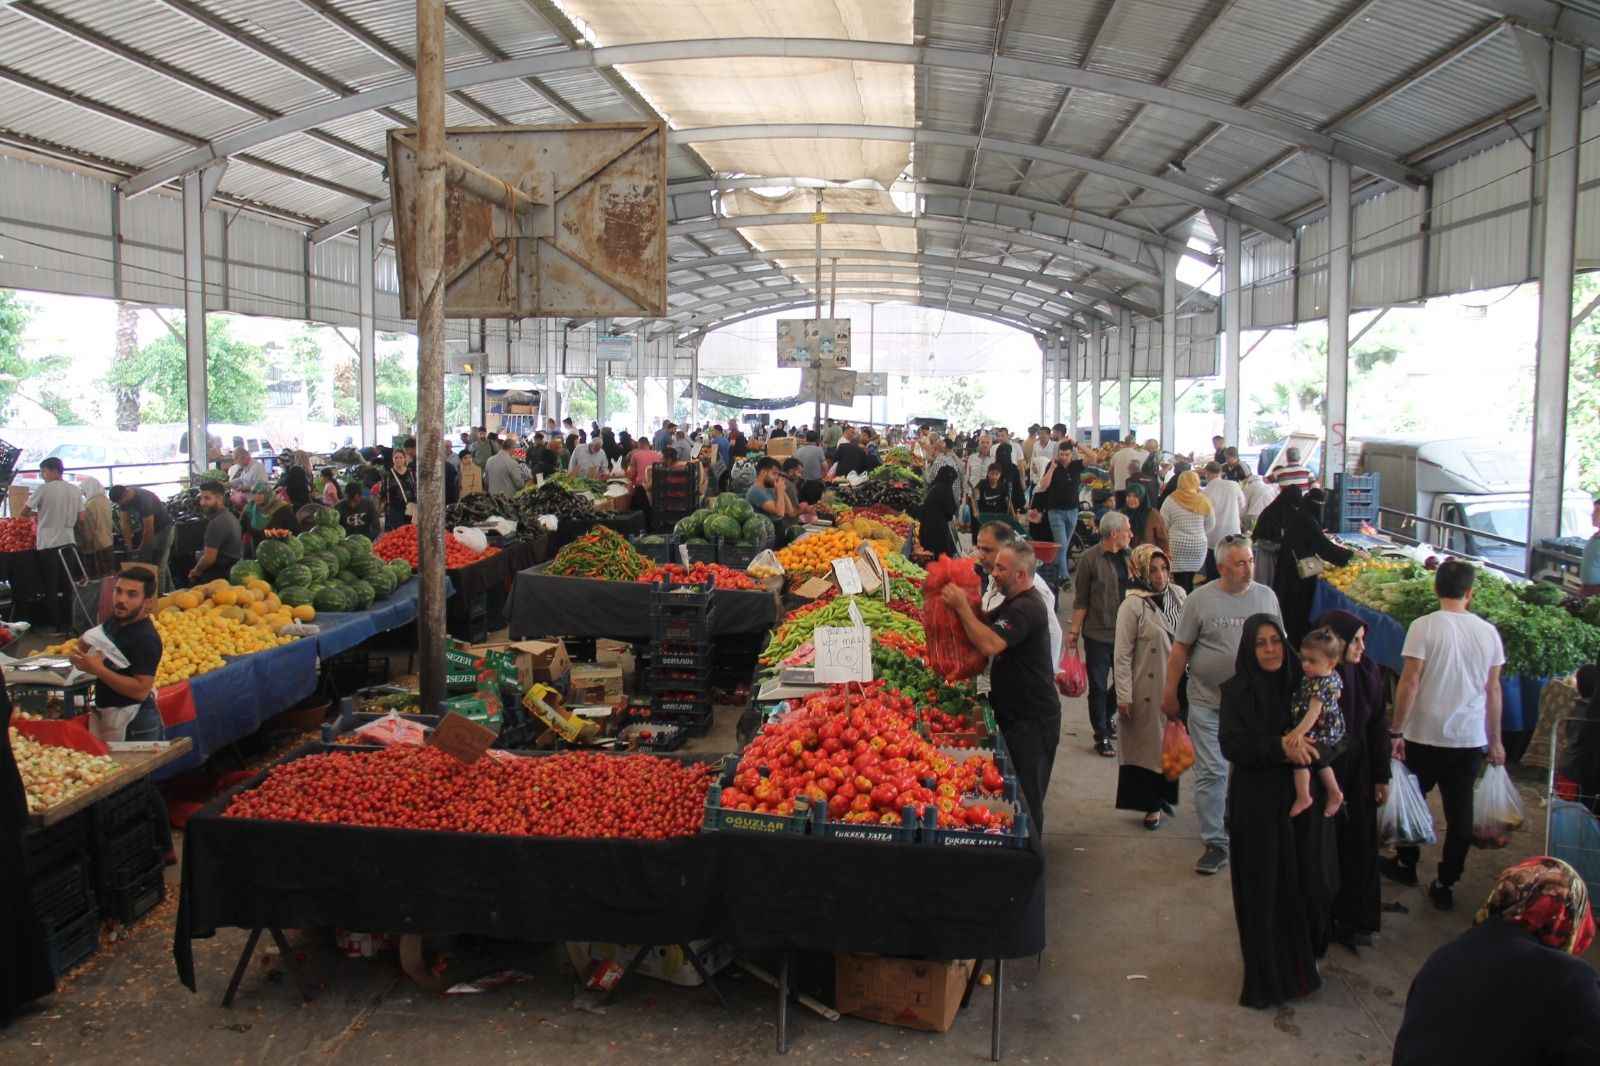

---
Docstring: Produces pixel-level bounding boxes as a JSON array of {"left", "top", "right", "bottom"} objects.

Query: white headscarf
[{"left": 78, "top": 476, "right": 106, "bottom": 500}]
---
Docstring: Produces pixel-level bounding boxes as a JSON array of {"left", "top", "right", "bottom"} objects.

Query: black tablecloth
[
  {"left": 175, "top": 744, "right": 1045, "bottom": 992},
  {"left": 0, "top": 547, "right": 46, "bottom": 621},
  {"left": 549, "top": 511, "right": 648, "bottom": 554},
  {"left": 446, "top": 540, "right": 534, "bottom": 612},
  {"left": 506, "top": 566, "right": 778, "bottom": 640}
]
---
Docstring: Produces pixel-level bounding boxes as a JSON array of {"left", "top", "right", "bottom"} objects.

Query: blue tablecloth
[
  {"left": 313, "top": 577, "right": 440, "bottom": 658},
  {"left": 1310, "top": 580, "right": 1409, "bottom": 674}
]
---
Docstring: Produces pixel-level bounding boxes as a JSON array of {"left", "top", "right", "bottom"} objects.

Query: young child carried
[{"left": 1286, "top": 626, "right": 1347, "bottom": 818}]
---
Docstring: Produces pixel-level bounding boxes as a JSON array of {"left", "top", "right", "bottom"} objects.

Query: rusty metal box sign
[{"left": 387, "top": 122, "right": 667, "bottom": 320}]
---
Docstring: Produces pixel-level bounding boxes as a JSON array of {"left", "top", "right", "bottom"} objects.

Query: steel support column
[
  {"left": 665, "top": 338, "right": 676, "bottom": 429},
  {"left": 413, "top": 0, "right": 447, "bottom": 715},
  {"left": 1040, "top": 343, "right": 1048, "bottom": 427},
  {"left": 181, "top": 171, "right": 207, "bottom": 476},
  {"left": 689, "top": 344, "right": 700, "bottom": 431},
  {"left": 1530, "top": 40, "right": 1584, "bottom": 559},
  {"left": 635, "top": 334, "right": 646, "bottom": 437},
  {"left": 1051, "top": 337, "right": 1062, "bottom": 426},
  {"left": 1223, "top": 218, "right": 1242, "bottom": 447},
  {"left": 1089, "top": 326, "right": 1102, "bottom": 444},
  {"left": 357, "top": 219, "right": 377, "bottom": 447},
  {"left": 1325, "top": 158, "right": 1352, "bottom": 481},
  {"left": 1118, "top": 309, "right": 1133, "bottom": 437},
  {"left": 1161, "top": 252, "right": 1178, "bottom": 453}
]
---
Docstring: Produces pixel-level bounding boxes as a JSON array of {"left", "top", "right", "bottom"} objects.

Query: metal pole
[
  {"left": 689, "top": 342, "right": 700, "bottom": 432},
  {"left": 1161, "top": 252, "right": 1178, "bottom": 453},
  {"left": 1530, "top": 40, "right": 1583, "bottom": 563},
  {"left": 358, "top": 219, "right": 378, "bottom": 447},
  {"left": 181, "top": 172, "right": 207, "bottom": 477},
  {"left": 1052, "top": 337, "right": 1062, "bottom": 425},
  {"left": 664, "top": 330, "right": 675, "bottom": 430},
  {"left": 1223, "top": 218, "right": 1242, "bottom": 447},
  {"left": 813, "top": 191, "right": 823, "bottom": 433},
  {"left": 414, "top": 0, "right": 447, "bottom": 715},
  {"left": 869, "top": 302, "right": 878, "bottom": 426},
  {"left": 1040, "top": 342, "right": 1048, "bottom": 427},
  {"left": 1325, "top": 158, "right": 1352, "bottom": 481},
  {"left": 635, "top": 334, "right": 646, "bottom": 437},
  {"left": 1118, "top": 309, "right": 1132, "bottom": 436},
  {"left": 1068, "top": 334, "right": 1079, "bottom": 434},
  {"left": 1089, "top": 326, "right": 1102, "bottom": 445}
]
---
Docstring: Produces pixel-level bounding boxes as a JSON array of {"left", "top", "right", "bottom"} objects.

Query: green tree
[
  {"left": 445, "top": 377, "right": 470, "bottom": 431},
  {"left": 286, "top": 326, "right": 326, "bottom": 420},
  {"left": 566, "top": 377, "right": 634, "bottom": 424},
  {"left": 332, "top": 357, "right": 359, "bottom": 425},
  {"left": 104, "top": 315, "right": 267, "bottom": 423},
  {"left": 1567, "top": 274, "right": 1600, "bottom": 496},
  {"left": 0, "top": 290, "right": 86, "bottom": 425},
  {"left": 376, "top": 351, "right": 417, "bottom": 425},
  {"left": 695, "top": 374, "right": 752, "bottom": 424},
  {"left": 908, "top": 374, "right": 987, "bottom": 429}
]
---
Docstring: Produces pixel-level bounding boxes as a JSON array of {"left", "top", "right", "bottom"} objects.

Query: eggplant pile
[
  {"left": 836, "top": 477, "right": 922, "bottom": 513},
  {"left": 165, "top": 487, "right": 203, "bottom": 520},
  {"left": 519, "top": 482, "right": 596, "bottom": 522}
]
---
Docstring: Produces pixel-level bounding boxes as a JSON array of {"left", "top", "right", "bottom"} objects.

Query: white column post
[
  {"left": 1089, "top": 326, "right": 1102, "bottom": 445},
  {"left": 1068, "top": 334, "right": 1080, "bottom": 434},
  {"left": 181, "top": 172, "right": 208, "bottom": 476},
  {"left": 1161, "top": 252, "right": 1178, "bottom": 453},
  {"left": 1325, "top": 158, "right": 1353, "bottom": 482},
  {"left": 358, "top": 219, "right": 378, "bottom": 447},
  {"left": 1118, "top": 309, "right": 1133, "bottom": 436},
  {"left": 1223, "top": 218, "right": 1243, "bottom": 447}
]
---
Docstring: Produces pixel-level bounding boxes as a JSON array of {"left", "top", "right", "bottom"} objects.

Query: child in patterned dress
[{"left": 1286, "top": 627, "right": 1347, "bottom": 818}]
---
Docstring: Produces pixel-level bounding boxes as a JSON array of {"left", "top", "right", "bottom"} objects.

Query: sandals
[{"left": 1143, "top": 812, "right": 1163, "bottom": 830}]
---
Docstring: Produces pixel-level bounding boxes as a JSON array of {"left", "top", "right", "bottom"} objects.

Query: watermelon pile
[
  {"left": 249, "top": 511, "right": 413, "bottom": 613},
  {"left": 672, "top": 494, "right": 774, "bottom": 548}
]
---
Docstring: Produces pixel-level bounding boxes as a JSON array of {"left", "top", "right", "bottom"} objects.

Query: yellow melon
[
  {"left": 211, "top": 587, "right": 238, "bottom": 606},
  {"left": 291, "top": 604, "right": 316, "bottom": 622},
  {"left": 173, "top": 590, "right": 203, "bottom": 610}
]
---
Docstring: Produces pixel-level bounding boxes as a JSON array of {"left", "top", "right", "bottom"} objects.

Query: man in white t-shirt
[
  {"left": 23, "top": 457, "right": 83, "bottom": 631},
  {"left": 1384, "top": 559, "right": 1506, "bottom": 911},
  {"left": 1110, "top": 438, "right": 1146, "bottom": 492},
  {"left": 1201, "top": 462, "right": 1245, "bottom": 575},
  {"left": 1242, "top": 472, "right": 1277, "bottom": 530}
]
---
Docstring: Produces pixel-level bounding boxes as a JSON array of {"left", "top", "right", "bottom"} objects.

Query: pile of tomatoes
[
  {"left": 637, "top": 562, "right": 759, "bottom": 591},
  {"left": 0, "top": 517, "right": 36, "bottom": 553},
  {"left": 720, "top": 681, "right": 1011, "bottom": 831},
  {"left": 373, "top": 524, "right": 498, "bottom": 569},
  {"left": 224, "top": 746, "right": 713, "bottom": 839}
]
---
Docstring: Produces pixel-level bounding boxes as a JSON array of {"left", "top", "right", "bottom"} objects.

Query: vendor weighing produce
[
  {"left": 188, "top": 481, "right": 243, "bottom": 586},
  {"left": 68, "top": 566, "right": 163, "bottom": 741},
  {"left": 939, "top": 540, "right": 1062, "bottom": 830}
]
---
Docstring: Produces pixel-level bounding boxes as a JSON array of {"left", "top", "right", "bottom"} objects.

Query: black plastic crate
[
  {"left": 91, "top": 780, "right": 157, "bottom": 841},
  {"left": 23, "top": 813, "right": 89, "bottom": 878},
  {"left": 46, "top": 908, "right": 99, "bottom": 978},
  {"left": 649, "top": 642, "right": 714, "bottom": 670},
  {"left": 104, "top": 859, "right": 165, "bottom": 925},
  {"left": 649, "top": 578, "right": 715, "bottom": 611},
  {"left": 324, "top": 651, "right": 392, "bottom": 694},
  {"left": 649, "top": 695, "right": 714, "bottom": 735},
  {"left": 646, "top": 666, "right": 713, "bottom": 694},
  {"left": 96, "top": 819, "right": 159, "bottom": 895},
  {"left": 32, "top": 860, "right": 95, "bottom": 931},
  {"left": 630, "top": 536, "right": 675, "bottom": 563},
  {"left": 650, "top": 615, "right": 712, "bottom": 644},
  {"left": 615, "top": 720, "right": 688, "bottom": 751},
  {"left": 716, "top": 543, "right": 762, "bottom": 570},
  {"left": 671, "top": 540, "right": 718, "bottom": 565}
]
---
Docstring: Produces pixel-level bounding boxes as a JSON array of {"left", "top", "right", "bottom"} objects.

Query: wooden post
[{"left": 414, "top": 0, "right": 447, "bottom": 713}]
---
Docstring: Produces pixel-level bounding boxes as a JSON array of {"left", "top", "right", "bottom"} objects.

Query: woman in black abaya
[
  {"left": 1251, "top": 486, "right": 1354, "bottom": 644},
  {"left": 1315, "top": 609, "right": 1392, "bottom": 949},
  {"left": 1218, "top": 614, "right": 1337, "bottom": 1008},
  {"left": 3, "top": 678, "right": 55, "bottom": 1024}
]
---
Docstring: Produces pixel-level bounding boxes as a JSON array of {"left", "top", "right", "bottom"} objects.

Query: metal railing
[
  {"left": 1374, "top": 506, "right": 1527, "bottom": 576},
  {"left": 2, "top": 458, "right": 245, "bottom": 517}
]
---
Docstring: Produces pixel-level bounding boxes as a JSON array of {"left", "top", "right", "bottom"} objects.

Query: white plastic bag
[
  {"left": 452, "top": 526, "right": 489, "bottom": 553},
  {"left": 1377, "top": 759, "right": 1437, "bottom": 848},
  {"left": 1471, "top": 763, "right": 1525, "bottom": 848}
]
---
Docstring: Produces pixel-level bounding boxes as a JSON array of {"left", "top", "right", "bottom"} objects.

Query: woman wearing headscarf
[
  {"left": 1218, "top": 614, "right": 1332, "bottom": 1009},
  {"left": 1113, "top": 544, "right": 1187, "bottom": 828},
  {"left": 994, "top": 442, "right": 1027, "bottom": 513},
  {"left": 918, "top": 465, "right": 961, "bottom": 559},
  {"left": 1253, "top": 485, "right": 1354, "bottom": 644},
  {"left": 282, "top": 459, "right": 311, "bottom": 511},
  {"left": 243, "top": 483, "right": 298, "bottom": 556},
  {"left": 2, "top": 678, "right": 56, "bottom": 1024},
  {"left": 1313, "top": 609, "right": 1392, "bottom": 949},
  {"left": 1119, "top": 484, "right": 1169, "bottom": 557},
  {"left": 1393, "top": 856, "right": 1599, "bottom": 1065},
  {"left": 1157, "top": 457, "right": 1191, "bottom": 508},
  {"left": 76, "top": 476, "right": 116, "bottom": 577},
  {"left": 602, "top": 427, "right": 621, "bottom": 467},
  {"left": 1159, "top": 469, "right": 1214, "bottom": 590}
]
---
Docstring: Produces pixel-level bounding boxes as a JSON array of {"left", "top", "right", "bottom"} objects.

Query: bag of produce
[
  {"left": 1377, "top": 758, "right": 1437, "bottom": 848},
  {"left": 1055, "top": 644, "right": 1088, "bottom": 698},
  {"left": 1471, "top": 763, "right": 1525, "bottom": 847},
  {"left": 920, "top": 556, "right": 986, "bottom": 681},
  {"left": 452, "top": 525, "right": 489, "bottom": 554},
  {"left": 1160, "top": 720, "right": 1195, "bottom": 780}
]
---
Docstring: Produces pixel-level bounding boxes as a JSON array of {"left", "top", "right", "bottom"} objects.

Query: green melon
[
  {"left": 704, "top": 513, "right": 743, "bottom": 541},
  {"left": 255, "top": 539, "right": 293, "bottom": 576},
  {"left": 230, "top": 560, "right": 264, "bottom": 585},
  {"left": 313, "top": 585, "right": 353, "bottom": 613},
  {"left": 278, "top": 586, "right": 314, "bottom": 608}
]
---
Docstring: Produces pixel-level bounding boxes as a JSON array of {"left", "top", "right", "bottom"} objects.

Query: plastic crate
[
  {"left": 812, "top": 803, "right": 921, "bottom": 845},
  {"left": 671, "top": 540, "right": 718, "bottom": 565},
  {"left": 920, "top": 799, "right": 1030, "bottom": 850},
  {"left": 650, "top": 614, "right": 712, "bottom": 644},
  {"left": 23, "top": 813, "right": 90, "bottom": 877},
  {"left": 103, "top": 855, "right": 165, "bottom": 925},
  {"left": 649, "top": 642, "right": 713, "bottom": 670},
  {"left": 716, "top": 543, "right": 762, "bottom": 570},
  {"left": 616, "top": 720, "right": 688, "bottom": 751},
  {"left": 46, "top": 908, "right": 99, "bottom": 978},
  {"left": 701, "top": 763, "right": 812, "bottom": 837},
  {"left": 32, "top": 860, "right": 95, "bottom": 931},
  {"left": 645, "top": 667, "right": 713, "bottom": 695},
  {"left": 630, "top": 536, "right": 675, "bottom": 563},
  {"left": 92, "top": 780, "right": 157, "bottom": 840},
  {"left": 96, "top": 819, "right": 159, "bottom": 894}
]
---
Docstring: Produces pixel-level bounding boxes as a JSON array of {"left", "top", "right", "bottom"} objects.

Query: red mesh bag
[{"left": 921, "top": 556, "right": 987, "bottom": 681}]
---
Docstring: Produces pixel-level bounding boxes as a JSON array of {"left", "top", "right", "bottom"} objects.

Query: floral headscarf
[
  {"left": 1475, "top": 855, "right": 1595, "bottom": 955},
  {"left": 1127, "top": 543, "right": 1169, "bottom": 588}
]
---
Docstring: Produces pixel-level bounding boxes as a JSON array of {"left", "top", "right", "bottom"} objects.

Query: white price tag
[
  {"left": 831, "top": 557, "right": 863, "bottom": 596},
  {"left": 678, "top": 544, "right": 692, "bottom": 567},
  {"left": 813, "top": 624, "right": 872, "bottom": 683}
]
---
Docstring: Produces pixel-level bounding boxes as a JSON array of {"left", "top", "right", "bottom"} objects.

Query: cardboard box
[
  {"left": 509, "top": 403, "right": 535, "bottom": 415},
  {"left": 569, "top": 664, "right": 624, "bottom": 704},
  {"left": 465, "top": 639, "right": 572, "bottom": 692},
  {"left": 834, "top": 956, "right": 975, "bottom": 1033},
  {"left": 523, "top": 684, "right": 599, "bottom": 743},
  {"left": 595, "top": 639, "right": 630, "bottom": 666},
  {"left": 765, "top": 436, "right": 798, "bottom": 459}
]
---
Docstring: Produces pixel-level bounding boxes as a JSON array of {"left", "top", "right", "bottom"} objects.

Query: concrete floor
[{"left": 4, "top": 687, "right": 1581, "bottom": 1066}]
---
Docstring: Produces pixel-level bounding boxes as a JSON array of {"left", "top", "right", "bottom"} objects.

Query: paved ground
[{"left": 4, "top": 687, "right": 1579, "bottom": 1066}]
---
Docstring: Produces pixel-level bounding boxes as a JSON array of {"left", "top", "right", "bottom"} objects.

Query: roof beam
[
  {"left": 5, "top": 0, "right": 384, "bottom": 170},
  {"left": 645, "top": 281, "right": 1080, "bottom": 334},
  {"left": 1463, "top": 1, "right": 1600, "bottom": 54},
  {"left": 284, "top": 0, "right": 510, "bottom": 125},
  {"left": 1012, "top": 0, "right": 1127, "bottom": 196},
  {"left": 682, "top": 125, "right": 1293, "bottom": 240},
  {"left": 441, "top": 6, "right": 589, "bottom": 123},
  {"left": 647, "top": 294, "right": 1060, "bottom": 342},
  {"left": 115, "top": 37, "right": 1420, "bottom": 203}
]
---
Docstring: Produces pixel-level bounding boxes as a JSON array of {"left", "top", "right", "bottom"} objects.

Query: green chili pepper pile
[
  {"left": 760, "top": 595, "right": 924, "bottom": 665},
  {"left": 884, "top": 553, "right": 927, "bottom": 582},
  {"left": 546, "top": 525, "right": 650, "bottom": 581}
]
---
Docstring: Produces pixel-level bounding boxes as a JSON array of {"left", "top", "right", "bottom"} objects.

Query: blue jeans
[
  {"left": 125, "top": 695, "right": 163, "bottom": 741},
  {"left": 1046, "top": 508, "right": 1078, "bottom": 582},
  {"left": 1189, "top": 701, "right": 1229, "bottom": 850},
  {"left": 1082, "top": 637, "right": 1115, "bottom": 744}
]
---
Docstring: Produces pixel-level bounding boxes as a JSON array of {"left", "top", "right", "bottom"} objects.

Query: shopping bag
[
  {"left": 1377, "top": 759, "right": 1437, "bottom": 848},
  {"left": 1471, "top": 763, "right": 1526, "bottom": 848},
  {"left": 1160, "top": 720, "right": 1195, "bottom": 781},
  {"left": 1054, "top": 645, "right": 1088, "bottom": 698}
]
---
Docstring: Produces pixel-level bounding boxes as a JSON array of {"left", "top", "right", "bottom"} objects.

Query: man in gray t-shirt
[
  {"left": 1162, "top": 535, "right": 1281, "bottom": 875},
  {"left": 794, "top": 433, "right": 827, "bottom": 481}
]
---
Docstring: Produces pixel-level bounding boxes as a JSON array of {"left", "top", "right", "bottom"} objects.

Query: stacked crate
[
  {"left": 91, "top": 780, "right": 167, "bottom": 925},
  {"left": 645, "top": 578, "right": 715, "bottom": 736},
  {"left": 1325, "top": 472, "right": 1381, "bottom": 533},
  {"left": 23, "top": 814, "right": 100, "bottom": 977}
]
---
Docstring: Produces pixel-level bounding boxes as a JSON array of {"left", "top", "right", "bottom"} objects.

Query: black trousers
[
  {"left": 997, "top": 711, "right": 1062, "bottom": 834},
  {"left": 37, "top": 545, "right": 72, "bottom": 630},
  {"left": 1396, "top": 740, "right": 1483, "bottom": 886},
  {"left": 1083, "top": 636, "right": 1115, "bottom": 743}
]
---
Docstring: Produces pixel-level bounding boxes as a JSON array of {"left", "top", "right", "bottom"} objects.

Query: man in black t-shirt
[
  {"left": 1038, "top": 444, "right": 1085, "bottom": 584},
  {"left": 941, "top": 541, "right": 1062, "bottom": 831},
  {"left": 833, "top": 427, "right": 871, "bottom": 478},
  {"left": 68, "top": 568, "right": 163, "bottom": 741}
]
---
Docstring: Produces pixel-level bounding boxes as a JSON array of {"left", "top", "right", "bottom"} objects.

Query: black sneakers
[
  {"left": 1427, "top": 880, "right": 1455, "bottom": 911},
  {"left": 1094, "top": 738, "right": 1116, "bottom": 757},
  {"left": 1378, "top": 856, "right": 1419, "bottom": 886},
  {"left": 1195, "top": 845, "right": 1229, "bottom": 875}
]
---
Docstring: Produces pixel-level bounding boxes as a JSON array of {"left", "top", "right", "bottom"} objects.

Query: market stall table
[
  {"left": 1309, "top": 580, "right": 1408, "bottom": 673},
  {"left": 507, "top": 565, "right": 778, "bottom": 640},
  {"left": 26, "top": 737, "right": 194, "bottom": 827},
  {"left": 312, "top": 576, "right": 440, "bottom": 659}
]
